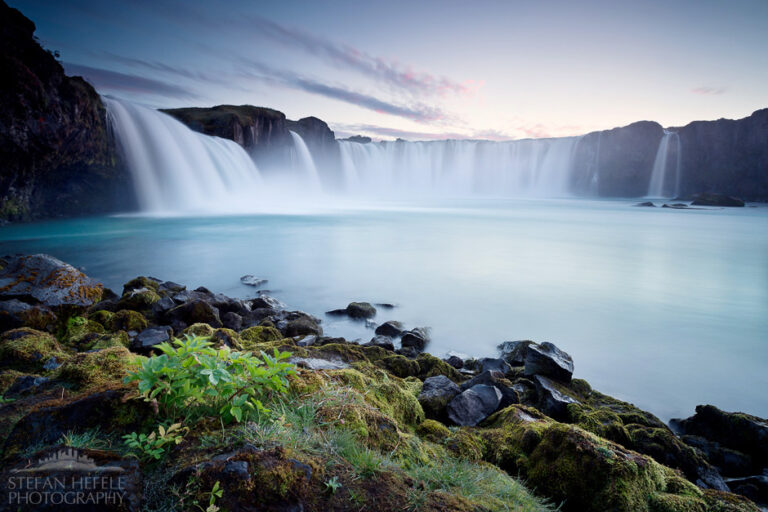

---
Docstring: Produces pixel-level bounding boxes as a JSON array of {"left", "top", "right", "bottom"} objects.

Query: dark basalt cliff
[{"left": 0, "top": 0, "right": 132, "bottom": 222}]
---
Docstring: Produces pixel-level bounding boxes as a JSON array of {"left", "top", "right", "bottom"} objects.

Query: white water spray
[{"left": 289, "top": 131, "right": 323, "bottom": 192}]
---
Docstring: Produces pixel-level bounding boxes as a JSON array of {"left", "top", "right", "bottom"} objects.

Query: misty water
[{"left": 1, "top": 198, "right": 766, "bottom": 421}]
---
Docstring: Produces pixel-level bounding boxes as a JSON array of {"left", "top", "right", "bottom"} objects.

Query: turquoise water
[{"left": 1, "top": 198, "right": 767, "bottom": 421}]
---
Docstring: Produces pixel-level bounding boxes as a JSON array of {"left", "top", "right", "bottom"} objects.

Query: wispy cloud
[
  {"left": 64, "top": 62, "right": 198, "bottom": 99},
  {"left": 691, "top": 86, "right": 728, "bottom": 95},
  {"left": 239, "top": 62, "right": 450, "bottom": 124},
  {"left": 246, "top": 16, "right": 479, "bottom": 99}
]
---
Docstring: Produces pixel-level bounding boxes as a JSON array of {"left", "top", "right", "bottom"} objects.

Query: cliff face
[
  {"left": 286, "top": 116, "right": 342, "bottom": 186},
  {"left": 677, "top": 109, "right": 768, "bottom": 200},
  {"left": 0, "top": 0, "right": 133, "bottom": 221}
]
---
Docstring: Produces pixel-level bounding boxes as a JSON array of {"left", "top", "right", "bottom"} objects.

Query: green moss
[
  {"left": 62, "top": 317, "right": 105, "bottom": 348},
  {"left": 701, "top": 489, "right": 761, "bottom": 512},
  {"left": 210, "top": 328, "right": 241, "bottom": 347},
  {"left": 0, "top": 370, "right": 27, "bottom": 394},
  {"left": 110, "top": 310, "right": 148, "bottom": 332},
  {"left": 416, "top": 419, "right": 451, "bottom": 443},
  {"left": 183, "top": 323, "right": 215, "bottom": 338},
  {"left": 415, "top": 353, "right": 464, "bottom": 382},
  {"left": 568, "top": 403, "right": 632, "bottom": 446},
  {"left": 117, "top": 288, "right": 161, "bottom": 311},
  {"left": 122, "top": 276, "right": 159, "bottom": 294},
  {"left": 445, "top": 429, "right": 485, "bottom": 462},
  {"left": 89, "top": 331, "right": 130, "bottom": 350},
  {"left": 88, "top": 310, "right": 114, "bottom": 329},
  {"left": 0, "top": 328, "right": 66, "bottom": 371},
  {"left": 58, "top": 346, "right": 136, "bottom": 389},
  {"left": 238, "top": 326, "right": 283, "bottom": 349},
  {"left": 375, "top": 354, "right": 420, "bottom": 378}
]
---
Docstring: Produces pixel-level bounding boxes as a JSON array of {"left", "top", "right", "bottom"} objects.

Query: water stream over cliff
[{"left": 647, "top": 131, "right": 681, "bottom": 198}]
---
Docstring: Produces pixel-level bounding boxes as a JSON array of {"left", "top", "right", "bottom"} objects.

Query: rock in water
[
  {"left": 0, "top": 254, "right": 103, "bottom": 310},
  {"left": 690, "top": 193, "right": 745, "bottom": 207},
  {"left": 524, "top": 341, "right": 574, "bottom": 382},
  {"left": 634, "top": 201, "right": 656, "bottom": 207},
  {"left": 498, "top": 340, "right": 535, "bottom": 366},
  {"left": 375, "top": 320, "right": 404, "bottom": 337},
  {"left": 401, "top": 327, "right": 430, "bottom": 352},
  {"left": 240, "top": 275, "right": 267, "bottom": 287},
  {"left": 447, "top": 385, "right": 502, "bottom": 426},
  {"left": 419, "top": 375, "right": 461, "bottom": 420}
]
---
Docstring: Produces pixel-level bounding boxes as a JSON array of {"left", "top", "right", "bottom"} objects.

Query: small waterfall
[
  {"left": 289, "top": 131, "right": 322, "bottom": 192},
  {"left": 337, "top": 137, "right": 579, "bottom": 198},
  {"left": 647, "top": 131, "right": 681, "bottom": 198},
  {"left": 105, "top": 97, "right": 263, "bottom": 213}
]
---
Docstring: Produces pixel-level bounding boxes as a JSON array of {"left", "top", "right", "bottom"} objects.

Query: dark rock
[
  {"left": 5, "top": 375, "right": 49, "bottom": 397},
  {"left": 691, "top": 193, "right": 745, "bottom": 207},
  {"left": 249, "top": 295, "right": 283, "bottom": 310},
  {"left": 283, "top": 312, "right": 322, "bottom": 337},
  {"left": 42, "top": 356, "right": 60, "bottom": 371},
  {"left": 681, "top": 435, "right": 754, "bottom": 477},
  {"left": 460, "top": 370, "right": 519, "bottom": 409},
  {"left": 524, "top": 342, "right": 574, "bottom": 382},
  {"left": 375, "top": 302, "right": 396, "bottom": 309},
  {"left": 296, "top": 335, "right": 317, "bottom": 347},
  {"left": 222, "top": 311, "right": 243, "bottom": 331},
  {"left": 418, "top": 375, "right": 460, "bottom": 421},
  {"left": 671, "top": 405, "right": 768, "bottom": 468},
  {"left": 328, "top": 301, "right": 377, "bottom": 319},
  {"left": 0, "top": 254, "right": 103, "bottom": 310},
  {"left": 374, "top": 320, "right": 403, "bottom": 337},
  {"left": 534, "top": 375, "right": 580, "bottom": 421},
  {"left": 445, "top": 355, "right": 464, "bottom": 369},
  {"left": 366, "top": 335, "right": 395, "bottom": 351},
  {"left": 498, "top": 340, "right": 535, "bottom": 366},
  {"left": 634, "top": 201, "right": 656, "bottom": 207},
  {"left": 447, "top": 384, "right": 502, "bottom": 426},
  {"left": 0, "top": 299, "right": 57, "bottom": 332},
  {"left": 223, "top": 460, "right": 250, "bottom": 481},
  {"left": 342, "top": 135, "right": 372, "bottom": 143},
  {"left": 166, "top": 299, "right": 222, "bottom": 330},
  {"left": 158, "top": 280, "right": 185, "bottom": 293},
  {"left": 131, "top": 326, "right": 172, "bottom": 354},
  {"left": 662, "top": 203, "right": 690, "bottom": 209},
  {"left": 479, "top": 357, "right": 511, "bottom": 374},
  {"left": 151, "top": 296, "right": 176, "bottom": 316},
  {"left": 726, "top": 475, "right": 768, "bottom": 505},
  {"left": 401, "top": 327, "right": 429, "bottom": 352},
  {"left": 240, "top": 275, "right": 267, "bottom": 287}
]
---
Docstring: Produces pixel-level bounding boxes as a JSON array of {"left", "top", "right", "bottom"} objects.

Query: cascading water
[
  {"left": 647, "top": 131, "right": 681, "bottom": 198},
  {"left": 288, "top": 131, "right": 323, "bottom": 192},
  {"left": 105, "top": 97, "right": 263, "bottom": 213},
  {"left": 338, "top": 137, "right": 580, "bottom": 198}
]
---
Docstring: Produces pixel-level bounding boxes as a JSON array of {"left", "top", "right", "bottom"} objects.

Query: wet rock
[
  {"left": 534, "top": 375, "right": 579, "bottom": 421},
  {"left": 691, "top": 193, "right": 745, "bottom": 207},
  {"left": 248, "top": 295, "right": 283, "bottom": 310},
  {"left": 297, "top": 334, "right": 317, "bottom": 347},
  {"left": 671, "top": 405, "right": 768, "bottom": 468},
  {"left": 166, "top": 299, "right": 222, "bottom": 330},
  {"left": 480, "top": 357, "right": 511, "bottom": 374},
  {"left": 662, "top": 203, "right": 690, "bottom": 209},
  {"left": 42, "top": 356, "right": 61, "bottom": 371},
  {"left": 524, "top": 342, "right": 574, "bottom": 382},
  {"left": 240, "top": 275, "right": 267, "bottom": 287},
  {"left": 327, "top": 301, "right": 377, "bottom": 319},
  {"left": 117, "top": 287, "right": 161, "bottom": 311},
  {"left": 375, "top": 320, "right": 404, "bottom": 337},
  {"left": 151, "top": 296, "right": 176, "bottom": 316},
  {"left": 283, "top": 312, "right": 322, "bottom": 337},
  {"left": 447, "top": 384, "right": 502, "bottom": 426},
  {"left": 366, "top": 335, "right": 394, "bottom": 351},
  {"left": 375, "top": 302, "right": 396, "bottom": 309},
  {"left": 681, "top": 435, "right": 754, "bottom": 476},
  {"left": 159, "top": 280, "right": 185, "bottom": 294},
  {"left": 460, "top": 370, "right": 519, "bottom": 409},
  {"left": 401, "top": 328, "right": 429, "bottom": 352},
  {"left": 0, "top": 254, "right": 103, "bottom": 311},
  {"left": 634, "top": 201, "right": 656, "bottom": 207},
  {"left": 445, "top": 355, "right": 463, "bottom": 369},
  {"left": 5, "top": 375, "right": 49, "bottom": 397},
  {"left": 727, "top": 475, "right": 768, "bottom": 506},
  {"left": 289, "top": 356, "right": 349, "bottom": 370},
  {"left": 418, "top": 375, "right": 460, "bottom": 421},
  {"left": 131, "top": 326, "right": 172, "bottom": 354},
  {"left": 222, "top": 311, "right": 243, "bottom": 331},
  {"left": 498, "top": 340, "right": 535, "bottom": 366}
]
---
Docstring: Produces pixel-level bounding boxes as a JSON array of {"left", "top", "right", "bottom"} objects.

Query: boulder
[
  {"left": 534, "top": 375, "right": 580, "bottom": 421},
  {"left": 0, "top": 254, "right": 103, "bottom": 311},
  {"left": 366, "top": 335, "right": 394, "bottom": 351},
  {"left": 400, "top": 328, "right": 429, "bottom": 352},
  {"left": 634, "top": 201, "right": 656, "bottom": 207},
  {"left": 498, "top": 340, "right": 535, "bottom": 366},
  {"left": 418, "top": 375, "right": 460, "bottom": 421},
  {"left": 524, "top": 342, "right": 574, "bottom": 382},
  {"left": 131, "top": 326, "right": 172, "bottom": 354},
  {"left": 327, "top": 302, "right": 377, "bottom": 319},
  {"left": 374, "top": 320, "right": 404, "bottom": 337},
  {"left": 166, "top": 299, "right": 222, "bottom": 330},
  {"left": 727, "top": 475, "right": 768, "bottom": 506},
  {"left": 117, "top": 287, "right": 161, "bottom": 311},
  {"left": 248, "top": 295, "right": 283, "bottom": 310},
  {"left": 0, "top": 299, "right": 57, "bottom": 332},
  {"left": 240, "top": 275, "right": 267, "bottom": 287},
  {"left": 691, "top": 193, "right": 745, "bottom": 207},
  {"left": 479, "top": 357, "right": 511, "bottom": 374},
  {"left": 283, "top": 312, "right": 322, "bottom": 337},
  {"left": 681, "top": 435, "right": 754, "bottom": 476},
  {"left": 447, "top": 385, "right": 502, "bottom": 426},
  {"left": 4, "top": 375, "right": 50, "bottom": 397},
  {"left": 445, "top": 355, "right": 464, "bottom": 369},
  {"left": 460, "top": 370, "right": 519, "bottom": 409},
  {"left": 222, "top": 311, "right": 243, "bottom": 331}
]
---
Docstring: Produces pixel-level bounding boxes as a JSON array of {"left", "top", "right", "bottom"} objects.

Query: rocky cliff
[{"left": 0, "top": 0, "right": 132, "bottom": 222}]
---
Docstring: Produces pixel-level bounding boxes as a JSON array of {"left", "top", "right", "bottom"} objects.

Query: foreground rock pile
[{"left": 0, "top": 254, "right": 764, "bottom": 512}]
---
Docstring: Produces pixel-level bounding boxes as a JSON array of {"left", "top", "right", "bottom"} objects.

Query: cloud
[
  {"left": 239, "top": 62, "right": 450, "bottom": 123},
  {"left": 64, "top": 63, "right": 198, "bottom": 99},
  {"left": 239, "top": 16, "right": 480, "bottom": 98},
  {"left": 691, "top": 86, "right": 728, "bottom": 95}
]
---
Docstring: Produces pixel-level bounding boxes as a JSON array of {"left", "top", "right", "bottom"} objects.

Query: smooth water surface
[{"left": 2, "top": 198, "right": 766, "bottom": 421}]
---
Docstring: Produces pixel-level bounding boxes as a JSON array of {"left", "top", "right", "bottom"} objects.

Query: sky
[{"left": 11, "top": 0, "right": 768, "bottom": 141}]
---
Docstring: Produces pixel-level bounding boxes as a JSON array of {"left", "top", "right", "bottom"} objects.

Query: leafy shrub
[
  {"left": 123, "top": 423, "right": 186, "bottom": 461},
  {"left": 125, "top": 335, "right": 295, "bottom": 423}
]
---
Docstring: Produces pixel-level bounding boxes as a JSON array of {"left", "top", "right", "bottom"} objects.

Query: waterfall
[
  {"left": 647, "top": 131, "right": 681, "bottom": 198},
  {"left": 337, "top": 137, "right": 579, "bottom": 198},
  {"left": 289, "top": 131, "right": 323, "bottom": 192},
  {"left": 105, "top": 97, "right": 263, "bottom": 213}
]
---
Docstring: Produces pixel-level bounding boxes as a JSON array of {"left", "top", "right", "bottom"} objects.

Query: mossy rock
[
  {"left": 0, "top": 369, "right": 27, "bottom": 394},
  {"left": 88, "top": 309, "right": 114, "bottom": 329},
  {"left": 478, "top": 405, "right": 748, "bottom": 512},
  {"left": 0, "top": 328, "right": 66, "bottom": 372},
  {"left": 117, "top": 287, "right": 161, "bottom": 311},
  {"left": 210, "top": 328, "right": 241, "bottom": 347},
  {"left": 416, "top": 419, "right": 451, "bottom": 443},
  {"left": 415, "top": 353, "right": 464, "bottom": 382},
  {"left": 109, "top": 309, "right": 148, "bottom": 332},
  {"left": 376, "top": 354, "right": 420, "bottom": 378},
  {"left": 183, "top": 322, "right": 215, "bottom": 338},
  {"left": 122, "top": 276, "right": 160, "bottom": 295},
  {"left": 58, "top": 346, "right": 136, "bottom": 389},
  {"left": 568, "top": 403, "right": 632, "bottom": 446},
  {"left": 445, "top": 428, "right": 485, "bottom": 462},
  {"left": 62, "top": 316, "right": 105, "bottom": 349},
  {"left": 89, "top": 330, "right": 131, "bottom": 350},
  {"left": 239, "top": 325, "right": 283, "bottom": 348}
]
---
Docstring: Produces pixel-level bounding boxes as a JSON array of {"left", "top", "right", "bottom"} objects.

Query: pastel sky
[{"left": 11, "top": 0, "right": 768, "bottom": 140}]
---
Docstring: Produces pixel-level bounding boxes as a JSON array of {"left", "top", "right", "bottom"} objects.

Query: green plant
[
  {"left": 324, "top": 476, "right": 342, "bottom": 494},
  {"left": 200, "top": 480, "right": 223, "bottom": 512},
  {"left": 0, "top": 395, "right": 15, "bottom": 405},
  {"left": 60, "top": 428, "right": 110, "bottom": 450},
  {"left": 125, "top": 335, "right": 296, "bottom": 423},
  {"left": 123, "top": 423, "right": 186, "bottom": 461}
]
